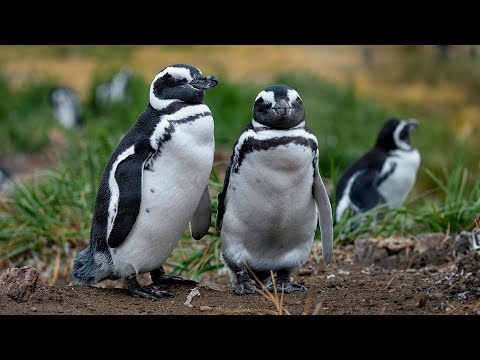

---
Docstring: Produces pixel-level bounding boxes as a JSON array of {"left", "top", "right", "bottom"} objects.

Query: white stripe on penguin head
[
  {"left": 149, "top": 67, "right": 195, "bottom": 110},
  {"left": 287, "top": 89, "right": 301, "bottom": 106},
  {"left": 255, "top": 90, "right": 276, "bottom": 107},
  {"left": 393, "top": 120, "right": 411, "bottom": 151}
]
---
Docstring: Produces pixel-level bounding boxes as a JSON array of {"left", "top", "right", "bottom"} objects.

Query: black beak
[
  {"left": 190, "top": 75, "right": 219, "bottom": 90},
  {"left": 407, "top": 119, "right": 419, "bottom": 132},
  {"left": 273, "top": 99, "right": 290, "bottom": 116}
]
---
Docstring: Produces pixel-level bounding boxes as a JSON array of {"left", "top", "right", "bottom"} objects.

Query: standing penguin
[
  {"left": 216, "top": 85, "right": 333, "bottom": 295},
  {"left": 95, "top": 69, "right": 132, "bottom": 107},
  {"left": 48, "top": 86, "right": 84, "bottom": 129},
  {"left": 72, "top": 64, "right": 218, "bottom": 300},
  {"left": 334, "top": 118, "right": 420, "bottom": 224}
]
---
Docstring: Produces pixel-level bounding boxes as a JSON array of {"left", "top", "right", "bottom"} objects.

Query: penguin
[
  {"left": 216, "top": 84, "right": 333, "bottom": 295},
  {"left": 95, "top": 69, "right": 132, "bottom": 107},
  {"left": 72, "top": 64, "right": 218, "bottom": 300},
  {"left": 48, "top": 86, "right": 84, "bottom": 129},
  {"left": 0, "top": 165, "right": 13, "bottom": 193},
  {"left": 334, "top": 118, "right": 420, "bottom": 224}
]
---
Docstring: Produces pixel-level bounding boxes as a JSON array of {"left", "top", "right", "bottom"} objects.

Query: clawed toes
[
  {"left": 130, "top": 287, "right": 174, "bottom": 300},
  {"left": 234, "top": 282, "right": 258, "bottom": 295}
]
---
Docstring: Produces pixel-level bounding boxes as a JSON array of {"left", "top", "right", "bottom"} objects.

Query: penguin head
[
  {"left": 375, "top": 118, "right": 419, "bottom": 151},
  {"left": 253, "top": 84, "right": 305, "bottom": 129},
  {"left": 149, "top": 64, "right": 218, "bottom": 110},
  {"left": 49, "top": 86, "right": 78, "bottom": 109}
]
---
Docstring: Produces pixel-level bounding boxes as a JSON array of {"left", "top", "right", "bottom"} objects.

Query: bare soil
[{"left": 1, "top": 236, "right": 479, "bottom": 315}]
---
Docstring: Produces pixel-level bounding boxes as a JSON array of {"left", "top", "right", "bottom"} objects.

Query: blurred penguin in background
[
  {"left": 48, "top": 86, "right": 84, "bottom": 129},
  {"left": 0, "top": 165, "right": 13, "bottom": 194},
  {"left": 95, "top": 69, "right": 132, "bottom": 107},
  {"left": 334, "top": 118, "right": 420, "bottom": 225}
]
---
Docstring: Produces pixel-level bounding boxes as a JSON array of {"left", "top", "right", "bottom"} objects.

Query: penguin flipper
[
  {"left": 107, "top": 145, "right": 149, "bottom": 248},
  {"left": 190, "top": 185, "right": 211, "bottom": 240},
  {"left": 216, "top": 159, "right": 232, "bottom": 231},
  {"left": 349, "top": 169, "right": 385, "bottom": 212},
  {"left": 312, "top": 156, "right": 334, "bottom": 266}
]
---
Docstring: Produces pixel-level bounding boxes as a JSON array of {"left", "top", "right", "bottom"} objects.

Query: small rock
[
  {"left": 0, "top": 266, "right": 39, "bottom": 302},
  {"left": 327, "top": 274, "right": 336, "bottom": 280},
  {"left": 338, "top": 270, "right": 350, "bottom": 276},
  {"left": 30, "top": 307, "right": 37, "bottom": 312},
  {"left": 200, "top": 306, "right": 213, "bottom": 312},
  {"left": 458, "top": 291, "right": 470, "bottom": 301}
]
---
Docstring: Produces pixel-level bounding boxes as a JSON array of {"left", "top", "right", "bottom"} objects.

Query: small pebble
[{"left": 200, "top": 306, "right": 212, "bottom": 312}]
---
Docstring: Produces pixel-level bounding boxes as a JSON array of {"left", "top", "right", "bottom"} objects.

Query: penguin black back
[{"left": 335, "top": 117, "right": 420, "bottom": 224}]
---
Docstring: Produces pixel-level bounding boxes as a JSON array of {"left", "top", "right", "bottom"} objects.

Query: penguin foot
[
  {"left": 233, "top": 266, "right": 259, "bottom": 295},
  {"left": 265, "top": 272, "right": 306, "bottom": 294},
  {"left": 150, "top": 266, "right": 198, "bottom": 286},
  {"left": 234, "top": 281, "right": 258, "bottom": 296},
  {"left": 126, "top": 275, "right": 174, "bottom": 300}
]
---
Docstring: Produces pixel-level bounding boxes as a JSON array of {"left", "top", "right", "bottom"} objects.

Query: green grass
[
  {"left": 0, "top": 69, "right": 478, "bottom": 279},
  {"left": 0, "top": 75, "right": 57, "bottom": 156}
]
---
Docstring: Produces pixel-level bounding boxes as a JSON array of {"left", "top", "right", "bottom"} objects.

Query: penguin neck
[
  {"left": 252, "top": 119, "right": 306, "bottom": 131},
  {"left": 148, "top": 101, "right": 196, "bottom": 115}
]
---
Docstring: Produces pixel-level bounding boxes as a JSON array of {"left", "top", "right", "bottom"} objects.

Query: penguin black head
[
  {"left": 149, "top": 64, "right": 218, "bottom": 110},
  {"left": 375, "top": 118, "right": 419, "bottom": 151},
  {"left": 253, "top": 84, "right": 305, "bottom": 129}
]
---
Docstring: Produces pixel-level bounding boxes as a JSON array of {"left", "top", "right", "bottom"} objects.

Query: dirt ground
[{"left": 1, "top": 233, "right": 479, "bottom": 315}]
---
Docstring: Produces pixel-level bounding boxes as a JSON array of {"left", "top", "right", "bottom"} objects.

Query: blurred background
[{"left": 0, "top": 45, "right": 478, "bottom": 285}]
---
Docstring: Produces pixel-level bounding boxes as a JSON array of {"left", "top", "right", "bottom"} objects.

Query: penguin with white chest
[
  {"left": 72, "top": 64, "right": 218, "bottom": 300},
  {"left": 216, "top": 85, "right": 333, "bottom": 295},
  {"left": 48, "top": 86, "right": 84, "bottom": 129},
  {"left": 335, "top": 118, "right": 420, "bottom": 224}
]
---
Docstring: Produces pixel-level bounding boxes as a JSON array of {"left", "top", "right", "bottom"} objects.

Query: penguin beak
[
  {"left": 407, "top": 119, "right": 419, "bottom": 132},
  {"left": 273, "top": 99, "right": 290, "bottom": 116},
  {"left": 190, "top": 75, "right": 219, "bottom": 90}
]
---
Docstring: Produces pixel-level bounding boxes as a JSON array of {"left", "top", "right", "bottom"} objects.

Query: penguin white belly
[
  {"left": 111, "top": 117, "right": 214, "bottom": 276},
  {"left": 221, "top": 144, "right": 318, "bottom": 271},
  {"left": 377, "top": 149, "right": 420, "bottom": 208},
  {"left": 56, "top": 106, "right": 76, "bottom": 129}
]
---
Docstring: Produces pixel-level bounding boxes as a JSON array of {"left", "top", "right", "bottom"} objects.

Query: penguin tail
[{"left": 72, "top": 246, "right": 112, "bottom": 284}]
